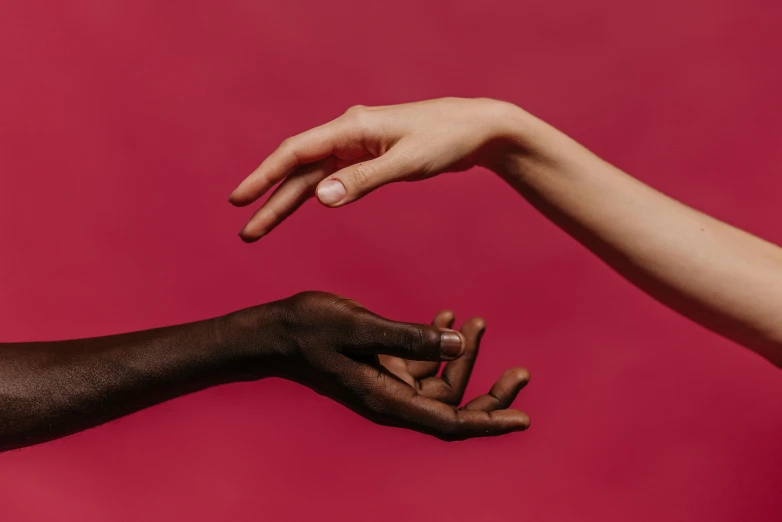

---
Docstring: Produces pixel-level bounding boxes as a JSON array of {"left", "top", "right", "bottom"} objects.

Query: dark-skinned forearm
[{"left": 0, "top": 305, "right": 279, "bottom": 451}]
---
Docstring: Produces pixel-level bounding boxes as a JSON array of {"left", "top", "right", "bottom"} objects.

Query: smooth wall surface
[{"left": 1, "top": 1, "right": 781, "bottom": 520}]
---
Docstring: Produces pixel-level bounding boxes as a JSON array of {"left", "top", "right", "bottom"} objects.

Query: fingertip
[
  {"left": 432, "top": 310, "right": 455, "bottom": 328},
  {"left": 461, "top": 318, "right": 487, "bottom": 344},
  {"left": 228, "top": 184, "right": 249, "bottom": 206},
  {"left": 238, "top": 230, "right": 263, "bottom": 243},
  {"left": 515, "top": 411, "right": 531, "bottom": 430},
  {"left": 229, "top": 195, "right": 252, "bottom": 207},
  {"left": 505, "top": 367, "right": 531, "bottom": 385},
  {"left": 465, "top": 317, "right": 486, "bottom": 332}
]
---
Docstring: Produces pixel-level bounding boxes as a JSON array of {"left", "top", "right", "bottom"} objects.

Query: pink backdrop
[{"left": 1, "top": 1, "right": 780, "bottom": 520}]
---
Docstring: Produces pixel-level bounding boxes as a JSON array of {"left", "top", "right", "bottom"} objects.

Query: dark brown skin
[{"left": 0, "top": 291, "right": 529, "bottom": 451}]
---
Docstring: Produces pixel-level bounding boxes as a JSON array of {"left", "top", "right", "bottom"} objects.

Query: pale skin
[{"left": 230, "top": 97, "right": 782, "bottom": 369}]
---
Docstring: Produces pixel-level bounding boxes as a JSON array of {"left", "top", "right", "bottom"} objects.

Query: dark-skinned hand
[
  {"left": 261, "top": 291, "right": 530, "bottom": 441},
  {"left": 0, "top": 290, "right": 529, "bottom": 450}
]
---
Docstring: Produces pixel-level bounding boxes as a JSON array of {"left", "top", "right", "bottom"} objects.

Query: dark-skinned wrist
[{"left": 215, "top": 301, "right": 292, "bottom": 381}]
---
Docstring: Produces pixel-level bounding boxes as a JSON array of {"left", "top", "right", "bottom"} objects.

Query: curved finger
[
  {"left": 333, "top": 355, "right": 529, "bottom": 441},
  {"left": 238, "top": 159, "right": 336, "bottom": 241},
  {"left": 463, "top": 367, "right": 530, "bottom": 411},
  {"left": 417, "top": 317, "right": 484, "bottom": 405},
  {"left": 387, "top": 392, "right": 530, "bottom": 441},
  {"left": 229, "top": 119, "right": 357, "bottom": 207},
  {"left": 406, "top": 310, "right": 454, "bottom": 379},
  {"left": 440, "top": 318, "right": 484, "bottom": 397}
]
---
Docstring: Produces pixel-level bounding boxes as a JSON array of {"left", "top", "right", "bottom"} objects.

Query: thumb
[
  {"left": 348, "top": 315, "right": 467, "bottom": 361},
  {"left": 316, "top": 150, "right": 413, "bottom": 207}
]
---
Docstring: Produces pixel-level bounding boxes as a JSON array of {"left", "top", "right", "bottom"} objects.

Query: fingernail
[
  {"left": 317, "top": 179, "right": 346, "bottom": 205},
  {"left": 440, "top": 331, "right": 464, "bottom": 359}
]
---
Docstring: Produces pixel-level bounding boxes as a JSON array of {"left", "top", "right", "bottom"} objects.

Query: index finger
[{"left": 228, "top": 118, "right": 356, "bottom": 207}]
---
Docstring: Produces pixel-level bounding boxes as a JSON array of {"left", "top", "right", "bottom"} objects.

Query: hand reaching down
[{"left": 229, "top": 97, "right": 517, "bottom": 241}]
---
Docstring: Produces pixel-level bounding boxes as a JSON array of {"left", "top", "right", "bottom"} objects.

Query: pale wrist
[{"left": 476, "top": 100, "right": 541, "bottom": 175}]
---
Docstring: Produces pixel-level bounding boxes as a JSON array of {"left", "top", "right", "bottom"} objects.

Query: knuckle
[
  {"left": 344, "top": 105, "right": 372, "bottom": 131},
  {"left": 351, "top": 161, "right": 377, "bottom": 190},
  {"left": 290, "top": 173, "right": 317, "bottom": 196},
  {"left": 260, "top": 205, "right": 282, "bottom": 227},
  {"left": 279, "top": 137, "right": 300, "bottom": 165},
  {"left": 289, "top": 290, "right": 328, "bottom": 304},
  {"left": 399, "top": 325, "right": 424, "bottom": 358},
  {"left": 346, "top": 104, "right": 366, "bottom": 114}
]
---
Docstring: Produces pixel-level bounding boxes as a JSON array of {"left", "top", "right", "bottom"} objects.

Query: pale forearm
[
  {"left": 227, "top": 96, "right": 782, "bottom": 366},
  {"left": 491, "top": 105, "right": 782, "bottom": 367}
]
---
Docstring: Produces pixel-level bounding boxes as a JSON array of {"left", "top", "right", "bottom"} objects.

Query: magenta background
[{"left": 1, "top": 1, "right": 781, "bottom": 521}]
